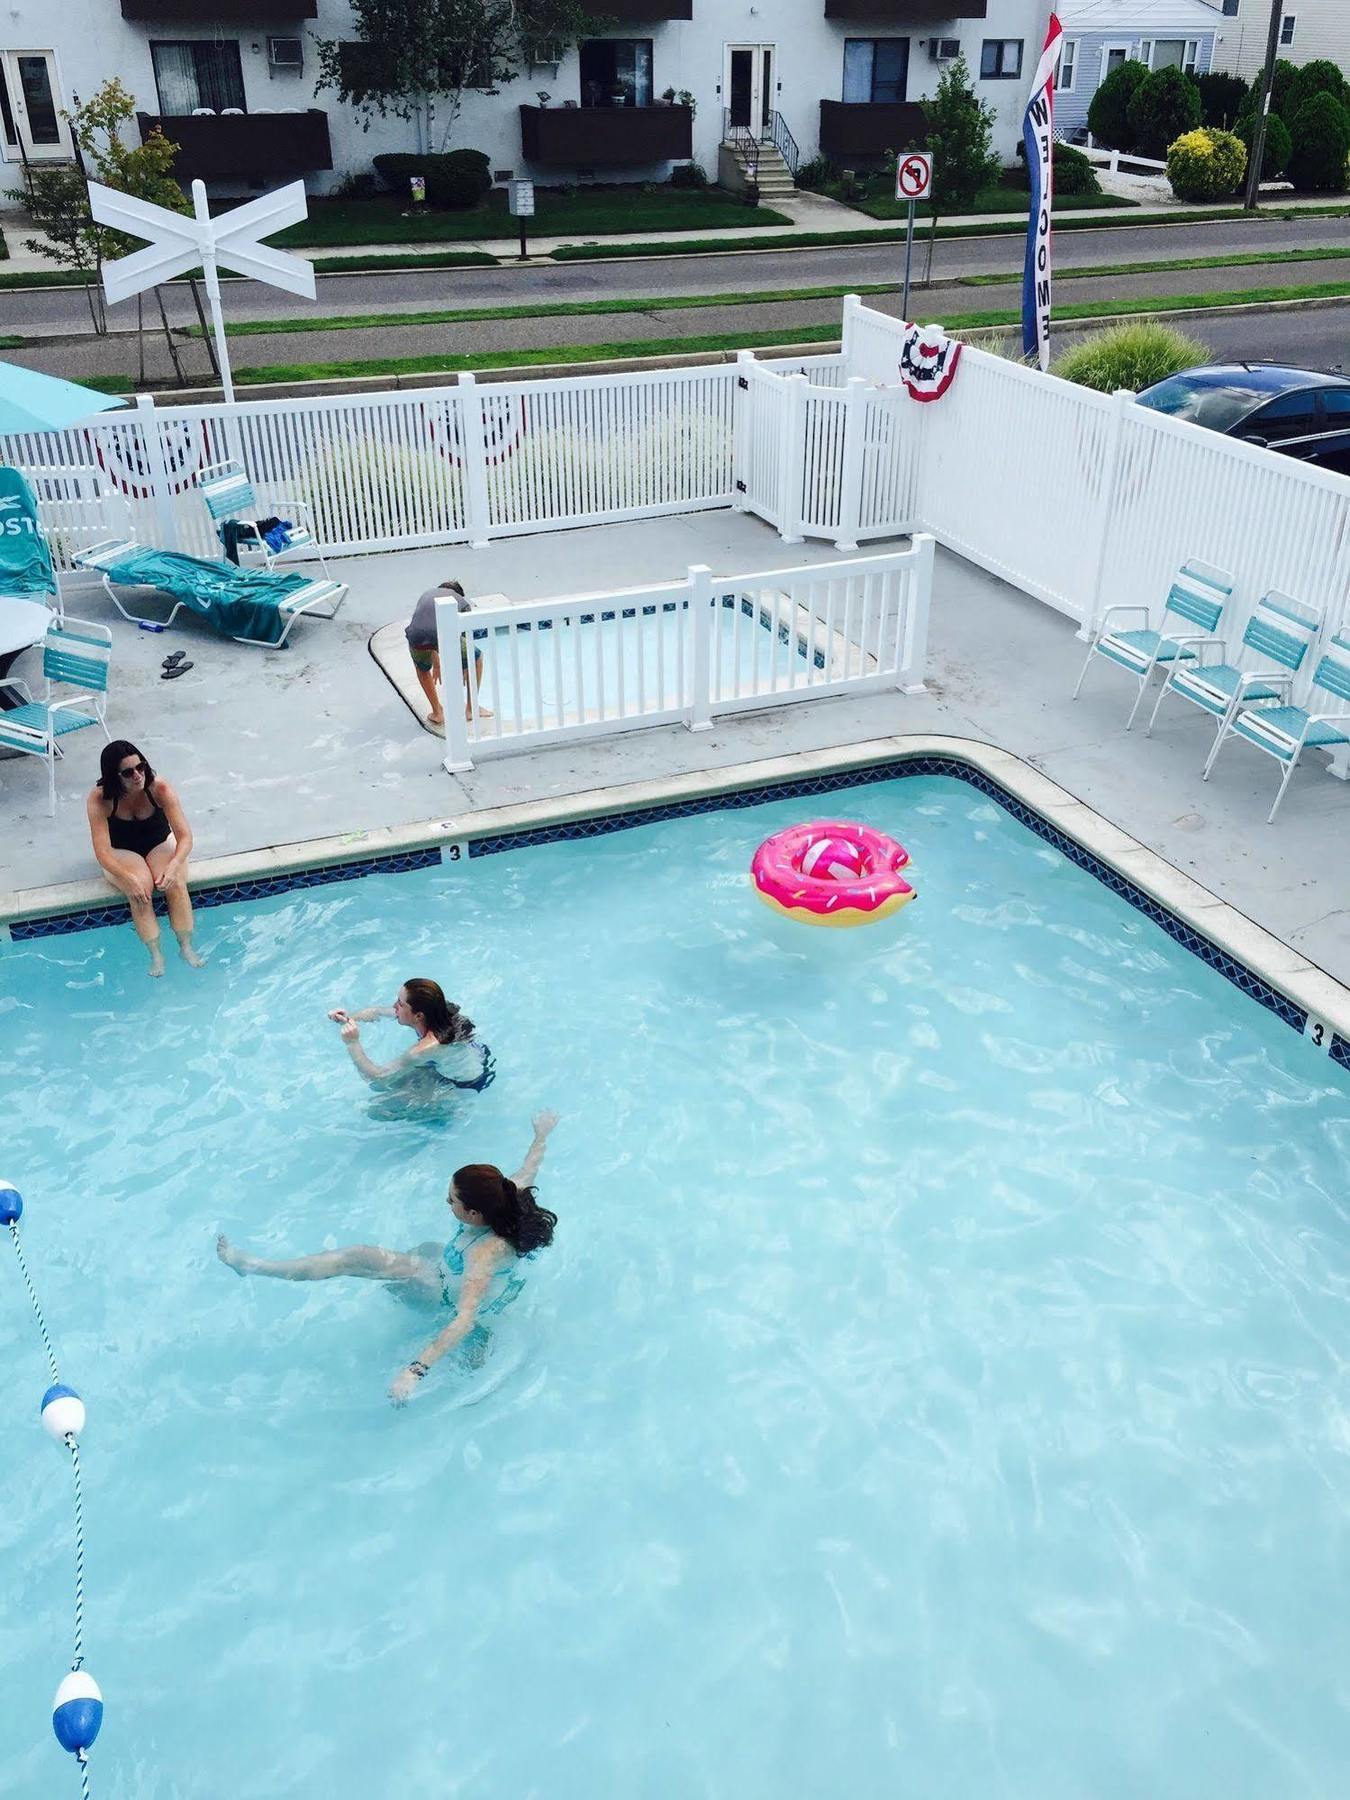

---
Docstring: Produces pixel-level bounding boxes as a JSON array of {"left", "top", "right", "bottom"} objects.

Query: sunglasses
[{"left": 118, "top": 761, "right": 148, "bottom": 779}]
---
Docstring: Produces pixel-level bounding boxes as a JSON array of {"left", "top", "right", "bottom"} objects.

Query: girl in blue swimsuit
[{"left": 217, "top": 1111, "right": 559, "bottom": 1403}]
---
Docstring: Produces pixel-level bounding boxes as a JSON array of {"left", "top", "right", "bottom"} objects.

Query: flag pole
[
  {"left": 193, "top": 180, "right": 235, "bottom": 404},
  {"left": 1021, "top": 14, "right": 1064, "bottom": 372}
]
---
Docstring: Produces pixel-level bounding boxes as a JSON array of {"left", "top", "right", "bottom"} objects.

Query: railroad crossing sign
[
  {"left": 895, "top": 152, "right": 933, "bottom": 203},
  {"left": 88, "top": 179, "right": 316, "bottom": 404}
]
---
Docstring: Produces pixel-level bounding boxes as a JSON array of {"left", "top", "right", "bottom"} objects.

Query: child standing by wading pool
[{"left": 404, "top": 578, "right": 491, "bottom": 735}]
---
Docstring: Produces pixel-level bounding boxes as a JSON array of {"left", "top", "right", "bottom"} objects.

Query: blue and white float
[
  {"left": 0, "top": 1179, "right": 22, "bottom": 1224},
  {"left": 41, "top": 1383, "right": 87, "bottom": 1443},
  {"left": 52, "top": 1670, "right": 103, "bottom": 1756}
]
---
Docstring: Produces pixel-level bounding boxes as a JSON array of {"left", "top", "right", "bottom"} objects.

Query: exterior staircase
[{"left": 722, "top": 137, "right": 796, "bottom": 201}]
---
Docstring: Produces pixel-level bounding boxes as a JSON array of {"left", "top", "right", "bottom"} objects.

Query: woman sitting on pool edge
[
  {"left": 218, "top": 1111, "right": 559, "bottom": 1403},
  {"left": 329, "top": 977, "right": 495, "bottom": 1095},
  {"left": 86, "top": 739, "right": 202, "bottom": 977}
]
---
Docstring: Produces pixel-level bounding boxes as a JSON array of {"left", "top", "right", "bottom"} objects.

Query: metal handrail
[
  {"left": 721, "top": 105, "right": 761, "bottom": 183},
  {"left": 769, "top": 110, "right": 800, "bottom": 179}
]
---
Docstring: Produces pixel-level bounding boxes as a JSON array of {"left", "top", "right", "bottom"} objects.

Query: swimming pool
[{"left": 3, "top": 772, "right": 1348, "bottom": 1798}]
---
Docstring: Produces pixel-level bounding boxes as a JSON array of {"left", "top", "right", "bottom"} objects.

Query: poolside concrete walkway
[{"left": 2, "top": 512, "right": 1348, "bottom": 987}]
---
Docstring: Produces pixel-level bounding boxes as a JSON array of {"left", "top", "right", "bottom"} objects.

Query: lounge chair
[
  {"left": 72, "top": 538, "right": 347, "bottom": 648},
  {"left": 197, "top": 459, "right": 329, "bottom": 577},
  {"left": 1145, "top": 590, "right": 1322, "bottom": 740},
  {"left": 1203, "top": 632, "right": 1350, "bottom": 823},
  {"left": 1072, "top": 560, "right": 1234, "bottom": 729},
  {"left": 0, "top": 615, "right": 111, "bottom": 814}
]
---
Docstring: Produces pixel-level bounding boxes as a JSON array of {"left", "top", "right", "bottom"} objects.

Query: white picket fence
[{"left": 438, "top": 540, "right": 934, "bottom": 769}]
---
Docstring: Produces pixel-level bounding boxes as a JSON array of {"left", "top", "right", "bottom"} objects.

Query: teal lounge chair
[
  {"left": 197, "top": 459, "right": 329, "bottom": 577},
  {"left": 0, "top": 615, "right": 111, "bottom": 814},
  {"left": 1073, "top": 560, "right": 1234, "bottom": 729},
  {"left": 1204, "top": 632, "right": 1350, "bottom": 823},
  {"left": 1145, "top": 590, "right": 1322, "bottom": 741},
  {"left": 72, "top": 537, "right": 347, "bottom": 648}
]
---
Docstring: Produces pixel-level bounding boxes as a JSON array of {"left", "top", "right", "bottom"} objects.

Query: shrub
[
  {"left": 668, "top": 160, "right": 708, "bottom": 189},
  {"left": 1288, "top": 92, "right": 1350, "bottom": 193},
  {"left": 1127, "top": 66, "right": 1203, "bottom": 159},
  {"left": 372, "top": 149, "right": 491, "bottom": 208},
  {"left": 794, "top": 155, "right": 834, "bottom": 192},
  {"left": 1054, "top": 143, "right": 1101, "bottom": 197},
  {"left": 333, "top": 168, "right": 381, "bottom": 200},
  {"left": 1236, "top": 60, "right": 1299, "bottom": 133},
  {"left": 1166, "top": 128, "right": 1246, "bottom": 202},
  {"left": 1289, "top": 59, "right": 1350, "bottom": 117},
  {"left": 1087, "top": 59, "right": 1149, "bottom": 150},
  {"left": 1237, "top": 110, "right": 1292, "bottom": 181},
  {"left": 921, "top": 53, "right": 1001, "bottom": 214},
  {"left": 1052, "top": 321, "right": 1208, "bottom": 394},
  {"left": 1195, "top": 71, "right": 1249, "bottom": 130}
]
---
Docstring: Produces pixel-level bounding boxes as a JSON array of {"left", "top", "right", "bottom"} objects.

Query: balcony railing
[
  {"left": 818, "top": 100, "right": 927, "bottom": 160},
  {"left": 824, "top": 0, "right": 986, "bottom": 17},
  {"left": 596, "top": 0, "right": 693, "bottom": 17},
  {"left": 519, "top": 104, "right": 693, "bottom": 167},
  {"left": 122, "top": 0, "right": 316, "bottom": 17},
  {"left": 137, "top": 110, "right": 332, "bottom": 182}
]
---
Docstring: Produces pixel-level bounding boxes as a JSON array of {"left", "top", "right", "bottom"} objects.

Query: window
[
  {"left": 0, "top": 64, "right": 21, "bottom": 148},
  {"left": 1321, "top": 390, "right": 1350, "bottom": 422},
  {"left": 842, "top": 39, "right": 909, "bottom": 105},
  {"left": 1240, "top": 392, "right": 1321, "bottom": 443},
  {"left": 150, "top": 40, "right": 245, "bottom": 115},
  {"left": 1103, "top": 45, "right": 1130, "bottom": 80},
  {"left": 579, "top": 39, "right": 653, "bottom": 108},
  {"left": 1222, "top": 0, "right": 1239, "bottom": 14},
  {"left": 1280, "top": 15, "right": 1296, "bottom": 45},
  {"left": 980, "top": 40, "right": 1023, "bottom": 81},
  {"left": 1144, "top": 39, "right": 1200, "bottom": 74},
  {"left": 1058, "top": 39, "right": 1078, "bottom": 94}
]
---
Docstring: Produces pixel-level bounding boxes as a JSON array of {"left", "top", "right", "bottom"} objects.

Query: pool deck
[{"left": 3, "top": 509, "right": 1349, "bottom": 1002}]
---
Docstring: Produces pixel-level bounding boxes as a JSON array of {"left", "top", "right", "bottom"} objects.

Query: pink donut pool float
[{"left": 750, "top": 820, "right": 916, "bottom": 928}]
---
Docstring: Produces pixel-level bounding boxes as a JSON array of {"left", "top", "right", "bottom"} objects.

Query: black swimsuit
[{"left": 108, "top": 791, "right": 171, "bottom": 859}]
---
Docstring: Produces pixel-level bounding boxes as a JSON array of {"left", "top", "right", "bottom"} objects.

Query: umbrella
[{"left": 0, "top": 360, "right": 126, "bottom": 436}]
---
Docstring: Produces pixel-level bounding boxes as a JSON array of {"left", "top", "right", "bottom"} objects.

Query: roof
[{"left": 1059, "top": 0, "right": 1222, "bottom": 26}]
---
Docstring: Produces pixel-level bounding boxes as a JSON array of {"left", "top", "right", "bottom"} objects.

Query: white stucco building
[
  {"left": 0, "top": 1, "right": 1051, "bottom": 209},
  {"left": 1197, "top": 0, "right": 1350, "bottom": 80}
]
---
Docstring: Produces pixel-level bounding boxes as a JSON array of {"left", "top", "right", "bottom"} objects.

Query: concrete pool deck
[{"left": 2, "top": 510, "right": 1349, "bottom": 1000}]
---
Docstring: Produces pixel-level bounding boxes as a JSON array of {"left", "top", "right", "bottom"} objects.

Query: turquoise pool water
[{"left": 2, "top": 775, "right": 1348, "bottom": 1799}]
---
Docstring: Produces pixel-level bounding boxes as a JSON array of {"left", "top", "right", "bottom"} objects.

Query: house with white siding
[
  {"left": 1056, "top": 0, "right": 1220, "bottom": 139},
  {"left": 1198, "top": 0, "right": 1350, "bottom": 81},
  {"left": 0, "top": 1, "right": 1051, "bottom": 213}
]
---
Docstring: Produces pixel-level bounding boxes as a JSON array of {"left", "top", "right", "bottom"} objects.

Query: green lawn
[
  {"left": 274, "top": 187, "right": 791, "bottom": 247},
  {"left": 854, "top": 187, "right": 1135, "bottom": 221}
]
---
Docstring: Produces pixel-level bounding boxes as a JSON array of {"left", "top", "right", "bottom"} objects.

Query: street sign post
[
  {"left": 88, "top": 178, "right": 316, "bottom": 404},
  {"left": 894, "top": 152, "right": 933, "bottom": 324},
  {"left": 508, "top": 179, "right": 535, "bottom": 261}
]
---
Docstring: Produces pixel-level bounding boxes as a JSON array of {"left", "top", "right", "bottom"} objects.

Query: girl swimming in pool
[
  {"left": 217, "top": 1110, "right": 559, "bottom": 1404},
  {"left": 328, "top": 977, "right": 495, "bottom": 1097}
]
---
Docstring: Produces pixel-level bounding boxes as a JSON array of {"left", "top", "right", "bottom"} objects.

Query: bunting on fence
[
  {"left": 898, "top": 324, "right": 963, "bottom": 403},
  {"left": 1021, "top": 12, "right": 1065, "bottom": 371}
]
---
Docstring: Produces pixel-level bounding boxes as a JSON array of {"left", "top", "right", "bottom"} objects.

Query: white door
[
  {"left": 1100, "top": 43, "right": 1132, "bottom": 83},
  {"left": 724, "top": 43, "right": 776, "bottom": 138},
  {"left": 1, "top": 51, "right": 74, "bottom": 161}
]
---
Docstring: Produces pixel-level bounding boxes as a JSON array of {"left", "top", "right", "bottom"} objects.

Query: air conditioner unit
[
  {"left": 929, "top": 38, "right": 961, "bottom": 63},
  {"left": 268, "top": 36, "right": 304, "bottom": 74}
]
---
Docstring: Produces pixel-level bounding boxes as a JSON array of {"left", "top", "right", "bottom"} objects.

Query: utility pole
[{"left": 1243, "top": 0, "right": 1286, "bottom": 210}]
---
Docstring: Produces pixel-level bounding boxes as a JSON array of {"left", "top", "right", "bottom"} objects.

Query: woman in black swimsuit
[{"left": 86, "top": 739, "right": 202, "bottom": 977}]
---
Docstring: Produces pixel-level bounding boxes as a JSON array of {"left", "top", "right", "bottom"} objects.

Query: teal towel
[
  {"left": 103, "top": 548, "right": 311, "bottom": 646},
  {"left": 0, "top": 465, "right": 59, "bottom": 599}
]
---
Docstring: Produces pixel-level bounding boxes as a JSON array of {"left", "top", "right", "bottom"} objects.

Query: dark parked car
[{"left": 1134, "top": 363, "right": 1350, "bottom": 477}]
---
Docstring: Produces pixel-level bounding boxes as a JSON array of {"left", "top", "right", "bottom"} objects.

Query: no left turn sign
[{"left": 896, "top": 152, "right": 933, "bottom": 202}]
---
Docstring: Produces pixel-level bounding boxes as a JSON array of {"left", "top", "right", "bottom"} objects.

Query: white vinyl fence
[{"left": 439, "top": 540, "right": 934, "bottom": 769}]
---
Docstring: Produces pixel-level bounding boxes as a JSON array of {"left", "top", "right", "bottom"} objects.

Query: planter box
[
  {"left": 137, "top": 110, "right": 332, "bottom": 182},
  {"left": 519, "top": 104, "right": 693, "bottom": 167},
  {"left": 818, "top": 100, "right": 928, "bottom": 161}
]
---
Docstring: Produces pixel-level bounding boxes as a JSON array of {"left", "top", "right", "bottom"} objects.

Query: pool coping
[{"left": 4, "top": 731, "right": 1349, "bottom": 1060}]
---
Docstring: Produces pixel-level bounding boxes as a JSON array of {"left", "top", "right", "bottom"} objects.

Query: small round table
[{"left": 0, "top": 596, "right": 56, "bottom": 709}]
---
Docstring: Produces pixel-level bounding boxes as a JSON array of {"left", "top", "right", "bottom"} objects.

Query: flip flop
[
  {"left": 161, "top": 660, "right": 194, "bottom": 680},
  {"left": 161, "top": 651, "right": 186, "bottom": 670}
]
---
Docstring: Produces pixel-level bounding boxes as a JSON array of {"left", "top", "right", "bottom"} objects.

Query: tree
[
  {"left": 1087, "top": 59, "right": 1149, "bottom": 151},
  {"left": 918, "top": 55, "right": 999, "bottom": 283},
  {"left": 1288, "top": 92, "right": 1350, "bottom": 194},
  {"left": 7, "top": 78, "right": 188, "bottom": 341},
  {"left": 1195, "top": 71, "right": 1248, "bottom": 131},
  {"left": 1288, "top": 59, "right": 1350, "bottom": 118},
  {"left": 316, "top": 0, "right": 600, "bottom": 157},
  {"left": 1237, "top": 110, "right": 1291, "bottom": 182},
  {"left": 1126, "top": 66, "right": 1202, "bottom": 160}
]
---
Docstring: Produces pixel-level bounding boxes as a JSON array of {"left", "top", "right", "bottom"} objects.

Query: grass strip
[
  {"left": 219, "top": 277, "right": 1350, "bottom": 385},
  {"left": 309, "top": 249, "right": 498, "bottom": 272},
  {"left": 959, "top": 243, "right": 1350, "bottom": 287},
  {"left": 274, "top": 195, "right": 793, "bottom": 248},
  {"left": 551, "top": 203, "right": 1350, "bottom": 260},
  {"left": 854, "top": 189, "right": 1134, "bottom": 221}
]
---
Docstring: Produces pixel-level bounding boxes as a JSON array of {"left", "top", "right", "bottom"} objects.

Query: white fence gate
[{"left": 439, "top": 540, "right": 935, "bottom": 770}]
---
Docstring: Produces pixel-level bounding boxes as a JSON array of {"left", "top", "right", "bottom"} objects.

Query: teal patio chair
[
  {"left": 1145, "top": 590, "right": 1322, "bottom": 740},
  {"left": 0, "top": 615, "right": 111, "bottom": 814},
  {"left": 1204, "top": 632, "right": 1350, "bottom": 822},
  {"left": 72, "top": 537, "right": 347, "bottom": 648},
  {"left": 197, "top": 459, "right": 329, "bottom": 577},
  {"left": 1073, "top": 560, "right": 1234, "bottom": 729}
]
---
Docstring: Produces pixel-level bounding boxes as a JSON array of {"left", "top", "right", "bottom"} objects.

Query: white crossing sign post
[
  {"left": 88, "top": 178, "right": 317, "bottom": 404},
  {"left": 508, "top": 179, "right": 535, "bottom": 261},
  {"left": 894, "top": 151, "right": 933, "bottom": 325}
]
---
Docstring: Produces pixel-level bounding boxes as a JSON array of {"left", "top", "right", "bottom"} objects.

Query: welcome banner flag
[{"left": 1022, "top": 13, "right": 1065, "bottom": 370}]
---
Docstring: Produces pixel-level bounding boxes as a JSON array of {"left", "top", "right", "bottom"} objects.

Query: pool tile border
[{"left": 5, "top": 735, "right": 1349, "bottom": 1058}]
